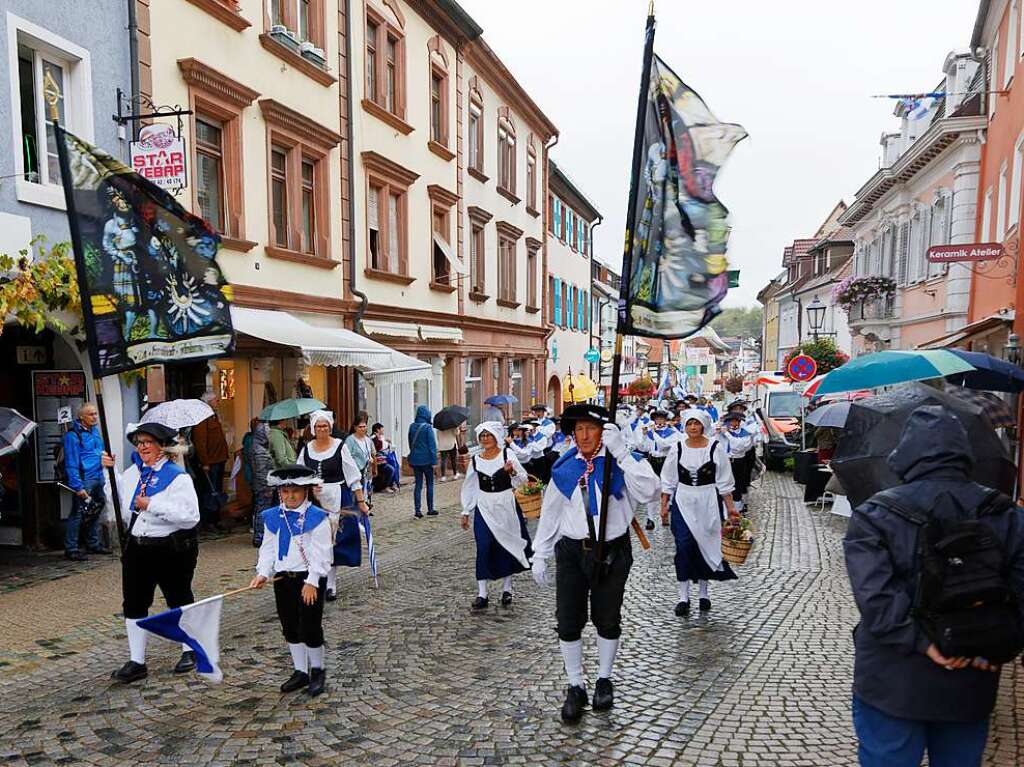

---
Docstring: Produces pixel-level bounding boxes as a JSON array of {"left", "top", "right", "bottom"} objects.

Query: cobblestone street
[{"left": 1, "top": 472, "right": 1022, "bottom": 766}]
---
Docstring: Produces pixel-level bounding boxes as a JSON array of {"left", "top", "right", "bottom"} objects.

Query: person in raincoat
[
  {"left": 407, "top": 405, "right": 438, "bottom": 517},
  {"left": 250, "top": 422, "right": 276, "bottom": 547},
  {"left": 460, "top": 422, "right": 533, "bottom": 611},
  {"left": 660, "top": 409, "right": 738, "bottom": 616}
]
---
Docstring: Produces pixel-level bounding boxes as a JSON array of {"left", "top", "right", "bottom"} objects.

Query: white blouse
[
  {"left": 660, "top": 440, "right": 735, "bottom": 497},
  {"left": 255, "top": 501, "right": 334, "bottom": 586},
  {"left": 460, "top": 451, "right": 528, "bottom": 515}
]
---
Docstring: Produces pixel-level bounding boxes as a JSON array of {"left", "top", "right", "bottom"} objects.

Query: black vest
[
  {"left": 676, "top": 441, "right": 718, "bottom": 487},
  {"left": 474, "top": 449, "right": 513, "bottom": 493}
]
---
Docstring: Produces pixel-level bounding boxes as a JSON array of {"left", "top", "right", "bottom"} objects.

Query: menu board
[{"left": 32, "top": 371, "right": 87, "bottom": 483}]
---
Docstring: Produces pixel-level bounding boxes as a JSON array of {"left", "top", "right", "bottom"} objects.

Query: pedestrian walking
[
  {"left": 191, "top": 392, "right": 229, "bottom": 531},
  {"left": 660, "top": 408, "right": 738, "bottom": 617},
  {"left": 844, "top": 405, "right": 1024, "bottom": 767},
  {"left": 720, "top": 412, "right": 756, "bottom": 513},
  {"left": 104, "top": 422, "right": 200, "bottom": 684},
  {"left": 531, "top": 404, "right": 659, "bottom": 723},
  {"left": 297, "top": 410, "right": 367, "bottom": 601},
  {"left": 436, "top": 425, "right": 461, "bottom": 482},
  {"left": 62, "top": 403, "right": 110, "bottom": 560},
  {"left": 460, "top": 422, "right": 533, "bottom": 611},
  {"left": 268, "top": 418, "right": 297, "bottom": 468},
  {"left": 250, "top": 464, "right": 332, "bottom": 697},
  {"left": 408, "top": 405, "right": 438, "bottom": 518},
  {"left": 250, "top": 422, "right": 275, "bottom": 547}
]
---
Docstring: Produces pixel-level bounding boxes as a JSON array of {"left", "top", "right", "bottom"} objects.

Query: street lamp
[
  {"left": 1004, "top": 332, "right": 1021, "bottom": 367},
  {"left": 806, "top": 295, "right": 826, "bottom": 341}
]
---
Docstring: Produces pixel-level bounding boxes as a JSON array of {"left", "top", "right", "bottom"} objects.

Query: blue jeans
[
  {"left": 65, "top": 480, "right": 104, "bottom": 553},
  {"left": 412, "top": 466, "right": 434, "bottom": 514},
  {"left": 852, "top": 696, "right": 989, "bottom": 767}
]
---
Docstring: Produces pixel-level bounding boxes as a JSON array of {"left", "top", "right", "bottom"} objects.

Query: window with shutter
[
  {"left": 554, "top": 277, "right": 562, "bottom": 324},
  {"left": 928, "top": 199, "right": 947, "bottom": 277},
  {"left": 897, "top": 222, "right": 910, "bottom": 285}
]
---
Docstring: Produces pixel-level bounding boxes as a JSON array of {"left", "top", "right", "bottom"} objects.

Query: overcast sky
[{"left": 458, "top": 0, "right": 981, "bottom": 307}]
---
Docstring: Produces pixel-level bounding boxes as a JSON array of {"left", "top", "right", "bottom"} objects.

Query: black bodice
[
  {"left": 474, "top": 450, "right": 513, "bottom": 493},
  {"left": 300, "top": 441, "right": 346, "bottom": 484},
  {"left": 677, "top": 441, "right": 718, "bottom": 487}
]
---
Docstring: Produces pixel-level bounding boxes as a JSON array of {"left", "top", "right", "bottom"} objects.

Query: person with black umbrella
[{"left": 102, "top": 422, "right": 201, "bottom": 683}]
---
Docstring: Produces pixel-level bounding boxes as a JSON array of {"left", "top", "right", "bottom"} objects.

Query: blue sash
[{"left": 262, "top": 503, "right": 328, "bottom": 561}]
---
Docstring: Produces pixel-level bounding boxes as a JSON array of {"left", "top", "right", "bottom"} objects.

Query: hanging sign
[
  {"left": 787, "top": 354, "right": 817, "bottom": 382},
  {"left": 130, "top": 124, "right": 187, "bottom": 191},
  {"left": 926, "top": 243, "right": 1004, "bottom": 263},
  {"left": 32, "top": 370, "right": 87, "bottom": 483}
]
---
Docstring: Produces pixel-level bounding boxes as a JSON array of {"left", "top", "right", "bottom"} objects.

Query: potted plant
[{"left": 721, "top": 515, "right": 754, "bottom": 565}]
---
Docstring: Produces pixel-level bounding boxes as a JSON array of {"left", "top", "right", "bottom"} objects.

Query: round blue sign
[{"left": 584, "top": 348, "right": 600, "bottom": 364}]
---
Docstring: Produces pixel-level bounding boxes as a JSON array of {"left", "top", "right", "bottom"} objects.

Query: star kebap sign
[{"left": 54, "top": 125, "right": 234, "bottom": 376}]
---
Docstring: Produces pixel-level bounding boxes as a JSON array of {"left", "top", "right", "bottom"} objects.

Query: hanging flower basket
[{"left": 832, "top": 276, "right": 895, "bottom": 315}]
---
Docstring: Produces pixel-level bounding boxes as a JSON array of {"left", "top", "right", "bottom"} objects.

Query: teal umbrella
[
  {"left": 815, "top": 350, "right": 975, "bottom": 396},
  {"left": 258, "top": 397, "right": 326, "bottom": 422}
]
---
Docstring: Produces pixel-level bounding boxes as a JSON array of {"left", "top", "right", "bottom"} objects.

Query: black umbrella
[
  {"left": 946, "top": 350, "right": 1024, "bottom": 392},
  {"left": 832, "top": 383, "right": 1015, "bottom": 507},
  {"left": 433, "top": 406, "right": 470, "bottom": 430}
]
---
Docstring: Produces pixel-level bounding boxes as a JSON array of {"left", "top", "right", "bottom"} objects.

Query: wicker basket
[
  {"left": 515, "top": 477, "right": 545, "bottom": 519},
  {"left": 721, "top": 538, "right": 753, "bottom": 565}
]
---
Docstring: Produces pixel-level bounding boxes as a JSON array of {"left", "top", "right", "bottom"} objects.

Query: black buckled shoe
[
  {"left": 307, "top": 667, "right": 326, "bottom": 697},
  {"left": 592, "top": 678, "right": 614, "bottom": 711},
  {"left": 280, "top": 670, "right": 309, "bottom": 693},
  {"left": 645, "top": 519, "right": 655, "bottom": 531},
  {"left": 674, "top": 600, "right": 690, "bottom": 617},
  {"left": 500, "top": 591, "right": 513, "bottom": 607},
  {"left": 699, "top": 597, "right": 712, "bottom": 612},
  {"left": 111, "top": 661, "right": 148, "bottom": 684},
  {"left": 560, "top": 684, "right": 588, "bottom": 723},
  {"left": 471, "top": 596, "right": 489, "bottom": 612},
  {"left": 173, "top": 650, "right": 196, "bottom": 674},
  {"left": 325, "top": 590, "right": 337, "bottom": 602}
]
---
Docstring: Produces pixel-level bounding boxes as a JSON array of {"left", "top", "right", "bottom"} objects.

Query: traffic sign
[
  {"left": 584, "top": 348, "right": 600, "bottom": 364},
  {"left": 787, "top": 354, "right": 817, "bottom": 382}
]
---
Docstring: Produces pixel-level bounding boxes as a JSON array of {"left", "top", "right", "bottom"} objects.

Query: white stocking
[
  {"left": 477, "top": 580, "right": 488, "bottom": 598},
  {"left": 306, "top": 644, "right": 324, "bottom": 670},
  {"left": 597, "top": 636, "right": 619, "bottom": 680},
  {"left": 698, "top": 580, "right": 709, "bottom": 599},
  {"left": 501, "top": 576, "right": 513, "bottom": 593},
  {"left": 677, "top": 580, "right": 690, "bottom": 602},
  {"left": 288, "top": 642, "right": 307, "bottom": 673},
  {"left": 559, "top": 639, "right": 584, "bottom": 687},
  {"left": 326, "top": 567, "right": 337, "bottom": 594},
  {"left": 125, "top": 618, "right": 148, "bottom": 664}
]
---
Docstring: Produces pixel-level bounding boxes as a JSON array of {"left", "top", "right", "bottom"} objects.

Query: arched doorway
[{"left": 547, "top": 375, "right": 562, "bottom": 416}]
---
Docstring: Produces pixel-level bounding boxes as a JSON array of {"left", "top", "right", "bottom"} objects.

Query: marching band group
[{"left": 103, "top": 395, "right": 761, "bottom": 719}]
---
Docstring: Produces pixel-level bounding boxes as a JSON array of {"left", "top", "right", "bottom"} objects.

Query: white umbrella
[
  {"left": 0, "top": 407, "right": 37, "bottom": 458},
  {"left": 141, "top": 399, "right": 214, "bottom": 430}
]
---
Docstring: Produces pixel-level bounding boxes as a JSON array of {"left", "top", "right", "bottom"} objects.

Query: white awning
[
  {"left": 434, "top": 233, "right": 468, "bottom": 275},
  {"left": 230, "top": 307, "right": 430, "bottom": 384},
  {"left": 419, "top": 324, "right": 463, "bottom": 343},
  {"left": 362, "top": 319, "right": 420, "bottom": 339}
]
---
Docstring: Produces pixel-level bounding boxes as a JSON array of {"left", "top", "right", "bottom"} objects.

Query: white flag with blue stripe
[{"left": 138, "top": 594, "right": 224, "bottom": 683}]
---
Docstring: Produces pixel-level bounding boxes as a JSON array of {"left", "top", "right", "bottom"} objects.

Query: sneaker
[
  {"left": 439, "top": 476, "right": 450, "bottom": 483},
  {"left": 65, "top": 550, "right": 87, "bottom": 562},
  {"left": 454, "top": 473, "right": 463, "bottom": 479},
  {"left": 414, "top": 512, "right": 424, "bottom": 519},
  {"left": 426, "top": 510, "right": 439, "bottom": 516},
  {"left": 560, "top": 684, "right": 588, "bottom": 723}
]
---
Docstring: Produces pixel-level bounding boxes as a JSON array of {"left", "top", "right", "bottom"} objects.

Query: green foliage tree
[
  {"left": 0, "top": 238, "right": 81, "bottom": 336},
  {"left": 782, "top": 337, "right": 849, "bottom": 376},
  {"left": 711, "top": 306, "right": 762, "bottom": 339}
]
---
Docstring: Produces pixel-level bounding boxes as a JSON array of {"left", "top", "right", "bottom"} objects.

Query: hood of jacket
[
  {"left": 414, "top": 405, "right": 432, "bottom": 424},
  {"left": 886, "top": 404, "right": 974, "bottom": 483}
]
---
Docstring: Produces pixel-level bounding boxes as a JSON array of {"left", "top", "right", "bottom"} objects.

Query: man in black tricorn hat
[{"left": 531, "top": 404, "right": 659, "bottom": 723}]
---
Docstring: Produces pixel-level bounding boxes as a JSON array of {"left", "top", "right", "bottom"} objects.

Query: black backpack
[
  {"left": 52, "top": 428, "right": 83, "bottom": 486},
  {"left": 874, "top": 487, "right": 1024, "bottom": 664}
]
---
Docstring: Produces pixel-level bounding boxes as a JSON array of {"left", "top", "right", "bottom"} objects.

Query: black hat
[
  {"left": 723, "top": 411, "right": 744, "bottom": 423},
  {"left": 267, "top": 464, "right": 321, "bottom": 487},
  {"left": 560, "top": 404, "right": 612, "bottom": 435},
  {"left": 651, "top": 409, "right": 669, "bottom": 419},
  {"left": 127, "top": 422, "right": 178, "bottom": 446},
  {"left": 530, "top": 403, "right": 548, "bottom": 412},
  {"left": 728, "top": 400, "right": 749, "bottom": 411}
]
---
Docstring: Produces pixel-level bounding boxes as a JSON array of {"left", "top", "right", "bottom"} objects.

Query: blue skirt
[
  {"left": 473, "top": 507, "right": 532, "bottom": 581},
  {"left": 670, "top": 501, "right": 737, "bottom": 583},
  {"left": 333, "top": 512, "right": 362, "bottom": 568}
]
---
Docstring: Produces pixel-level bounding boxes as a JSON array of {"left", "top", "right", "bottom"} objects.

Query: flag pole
[
  {"left": 595, "top": 9, "right": 657, "bottom": 563},
  {"left": 53, "top": 122, "right": 128, "bottom": 554}
]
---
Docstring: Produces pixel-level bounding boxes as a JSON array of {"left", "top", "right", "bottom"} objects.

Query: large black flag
[{"left": 55, "top": 125, "right": 234, "bottom": 376}]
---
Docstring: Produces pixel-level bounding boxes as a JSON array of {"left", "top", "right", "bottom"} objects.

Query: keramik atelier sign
[{"left": 926, "top": 243, "right": 1004, "bottom": 263}]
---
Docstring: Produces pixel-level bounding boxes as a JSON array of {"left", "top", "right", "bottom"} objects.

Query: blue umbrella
[
  {"left": 945, "top": 350, "right": 1024, "bottom": 392},
  {"left": 485, "top": 394, "right": 518, "bottom": 406},
  {"left": 814, "top": 350, "right": 975, "bottom": 396}
]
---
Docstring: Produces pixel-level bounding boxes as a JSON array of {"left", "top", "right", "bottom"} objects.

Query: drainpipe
[
  {"left": 542, "top": 132, "right": 559, "bottom": 406},
  {"left": 588, "top": 214, "right": 603, "bottom": 384},
  {"left": 344, "top": 0, "right": 369, "bottom": 417},
  {"left": 126, "top": 0, "right": 141, "bottom": 141}
]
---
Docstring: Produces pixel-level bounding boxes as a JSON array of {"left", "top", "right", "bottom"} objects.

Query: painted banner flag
[
  {"left": 622, "top": 54, "right": 746, "bottom": 339},
  {"left": 54, "top": 124, "right": 233, "bottom": 376},
  {"left": 138, "top": 594, "right": 224, "bottom": 683}
]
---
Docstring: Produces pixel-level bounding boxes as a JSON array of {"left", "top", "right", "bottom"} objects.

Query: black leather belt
[
  {"left": 278, "top": 570, "right": 309, "bottom": 579},
  {"left": 564, "top": 533, "right": 629, "bottom": 552}
]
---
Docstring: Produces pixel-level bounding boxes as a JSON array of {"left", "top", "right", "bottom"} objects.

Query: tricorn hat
[
  {"left": 560, "top": 404, "right": 612, "bottom": 435},
  {"left": 267, "top": 464, "right": 322, "bottom": 487}
]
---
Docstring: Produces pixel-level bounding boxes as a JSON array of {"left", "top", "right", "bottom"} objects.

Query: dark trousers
[
  {"left": 439, "top": 449, "right": 458, "bottom": 477},
  {"left": 199, "top": 461, "right": 225, "bottom": 524},
  {"left": 554, "top": 534, "right": 633, "bottom": 641},
  {"left": 65, "top": 479, "right": 104, "bottom": 553},
  {"left": 121, "top": 532, "right": 199, "bottom": 619},
  {"left": 274, "top": 574, "right": 327, "bottom": 648},
  {"left": 413, "top": 466, "right": 434, "bottom": 514}
]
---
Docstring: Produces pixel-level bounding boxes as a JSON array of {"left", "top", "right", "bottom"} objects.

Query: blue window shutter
[
  {"left": 554, "top": 200, "right": 561, "bottom": 239},
  {"left": 568, "top": 287, "right": 574, "bottom": 329},
  {"left": 557, "top": 274, "right": 565, "bottom": 323}
]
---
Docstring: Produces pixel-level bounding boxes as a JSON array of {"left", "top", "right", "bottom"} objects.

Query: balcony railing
[{"left": 848, "top": 294, "right": 894, "bottom": 322}]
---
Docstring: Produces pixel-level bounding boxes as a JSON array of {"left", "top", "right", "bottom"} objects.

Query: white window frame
[
  {"left": 1012, "top": 132, "right": 1024, "bottom": 231},
  {"left": 992, "top": 42, "right": 1000, "bottom": 120},
  {"left": 7, "top": 13, "right": 94, "bottom": 211},
  {"left": 982, "top": 187, "right": 993, "bottom": 242},
  {"left": 1008, "top": 0, "right": 1019, "bottom": 86},
  {"left": 998, "top": 163, "right": 1008, "bottom": 241}
]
